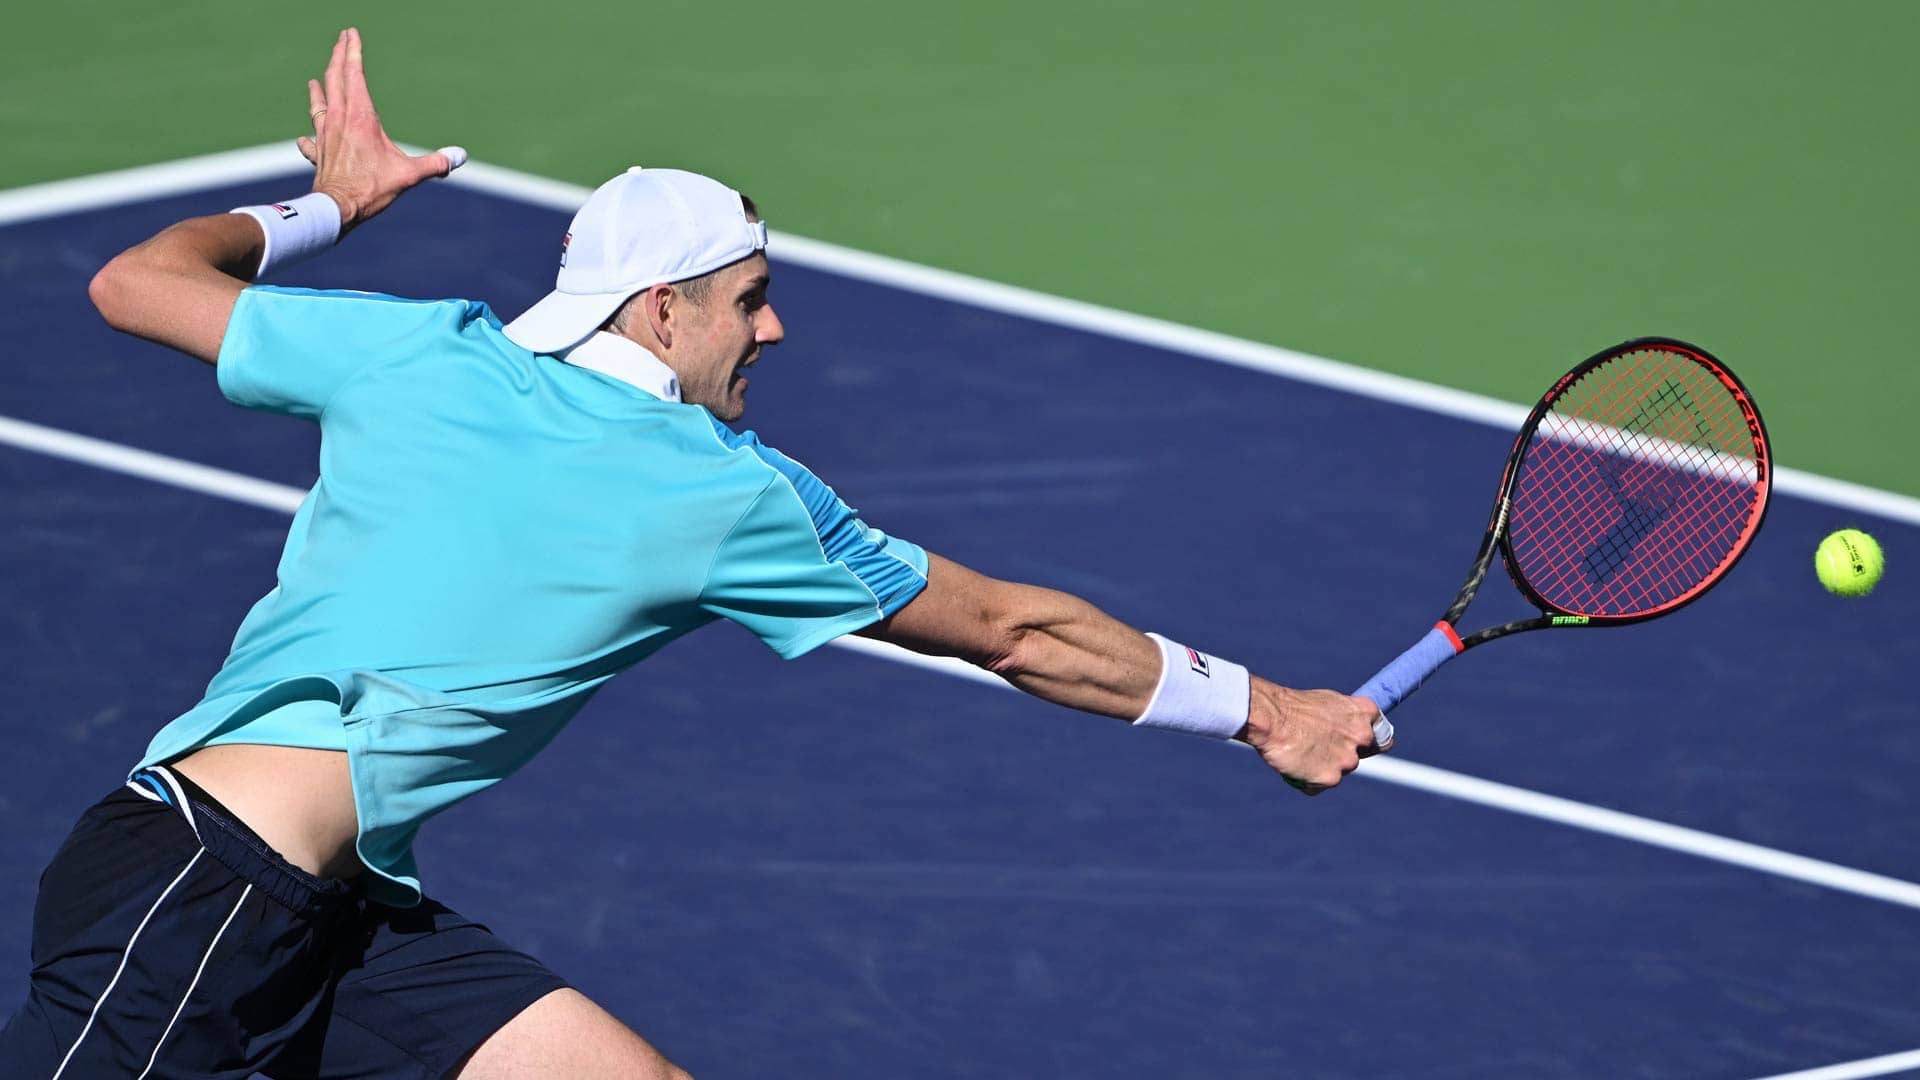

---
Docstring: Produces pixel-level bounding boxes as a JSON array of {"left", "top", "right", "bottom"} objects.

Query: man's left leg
[
  {"left": 261, "top": 896, "right": 639, "bottom": 1079},
  {"left": 452, "top": 987, "right": 693, "bottom": 1080}
]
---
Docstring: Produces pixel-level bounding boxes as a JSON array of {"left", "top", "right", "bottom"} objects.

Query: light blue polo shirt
[{"left": 136, "top": 286, "right": 929, "bottom": 905}]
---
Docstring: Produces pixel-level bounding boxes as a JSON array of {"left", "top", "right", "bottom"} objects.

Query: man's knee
[{"left": 454, "top": 988, "right": 692, "bottom": 1079}]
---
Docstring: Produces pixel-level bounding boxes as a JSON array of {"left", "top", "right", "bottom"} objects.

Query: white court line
[
  {"left": 0, "top": 145, "right": 312, "bottom": 226},
  {"left": 832, "top": 636, "right": 1920, "bottom": 911},
  {"left": 1541, "top": 414, "right": 1763, "bottom": 486},
  {"left": 5, "top": 141, "right": 1918, "bottom": 526},
  {"left": 5, "top": 414, "right": 1920, "bottom": 912},
  {"left": 454, "top": 155, "right": 1920, "bottom": 525},
  {"left": 0, "top": 416, "right": 305, "bottom": 513},
  {"left": 1745, "top": 1048, "right": 1920, "bottom": 1080}
]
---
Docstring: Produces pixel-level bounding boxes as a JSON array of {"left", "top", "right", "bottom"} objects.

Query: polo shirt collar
[{"left": 560, "top": 332, "right": 682, "bottom": 402}]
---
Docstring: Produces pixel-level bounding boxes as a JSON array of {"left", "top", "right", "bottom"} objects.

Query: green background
[{"left": 5, "top": 2, "right": 1913, "bottom": 494}]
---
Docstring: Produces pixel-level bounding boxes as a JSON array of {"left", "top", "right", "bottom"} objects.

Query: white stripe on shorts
[
  {"left": 49, "top": 848, "right": 205, "bottom": 1080},
  {"left": 136, "top": 883, "right": 254, "bottom": 1079}
]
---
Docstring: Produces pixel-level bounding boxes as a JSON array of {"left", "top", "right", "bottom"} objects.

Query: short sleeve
[
  {"left": 216, "top": 287, "right": 468, "bottom": 421},
  {"left": 699, "top": 442, "right": 929, "bottom": 659}
]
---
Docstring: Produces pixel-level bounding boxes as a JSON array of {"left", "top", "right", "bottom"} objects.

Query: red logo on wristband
[
  {"left": 559, "top": 232, "right": 571, "bottom": 268},
  {"left": 269, "top": 203, "right": 299, "bottom": 219},
  {"left": 1186, "top": 647, "right": 1209, "bottom": 677}
]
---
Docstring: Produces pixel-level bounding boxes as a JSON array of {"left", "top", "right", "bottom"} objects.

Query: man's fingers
[
  {"left": 1359, "top": 713, "right": 1395, "bottom": 757},
  {"left": 345, "top": 27, "right": 370, "bottom": 106},
  {"left": 412, "top": 146, "right": 468, "bottom": 179},
  {"left": 323, "top": 31, "right": 347, "bottom": 120},
  {"left": 300, "top": 68, "right": 324, "bottom": 165},
  {"left": 306, "top": 79, "right": 327, "bottom": 132}
]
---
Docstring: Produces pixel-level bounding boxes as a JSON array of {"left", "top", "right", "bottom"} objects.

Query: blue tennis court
[{"left": 3, "top": 160, "right": 1917, "bottom": 1079}]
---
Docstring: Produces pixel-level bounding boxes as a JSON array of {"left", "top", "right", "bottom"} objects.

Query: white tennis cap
[{"left": 503, "top": 167, "right": 767, "bottom": 354}]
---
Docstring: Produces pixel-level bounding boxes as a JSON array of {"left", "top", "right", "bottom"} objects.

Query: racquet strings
[{"left": 1506, "top": 344, "right": 1765, "bottom": 617}]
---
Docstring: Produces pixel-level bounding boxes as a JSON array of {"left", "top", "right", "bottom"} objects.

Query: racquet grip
[{"left": 1354, "top": 623, "right": 1464, "bottom": 714}]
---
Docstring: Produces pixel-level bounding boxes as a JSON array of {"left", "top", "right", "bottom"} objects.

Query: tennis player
[{"left": 0, "top": 28, "right": 1389, "bottom": 1080}]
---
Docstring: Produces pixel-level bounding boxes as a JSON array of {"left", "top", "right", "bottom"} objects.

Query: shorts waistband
[{"left": 128, "top": 765, "right": 360, "bottom": 917}]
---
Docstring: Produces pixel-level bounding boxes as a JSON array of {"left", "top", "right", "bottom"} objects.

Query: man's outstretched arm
[
  {"left": 88, "top": 28, "right": 459, "bottom": 364},
  {"left": 859, "top": 553, "right": 1387, "bottom": 794}
]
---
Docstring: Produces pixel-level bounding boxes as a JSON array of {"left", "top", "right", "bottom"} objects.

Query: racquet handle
[{"left": 1354, "top": 622, "right": 1465, "bottom": 715}]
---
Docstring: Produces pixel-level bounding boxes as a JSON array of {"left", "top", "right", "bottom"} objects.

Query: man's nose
[{"left": 757, "top": 304, "right": 785, "bottom": 345}]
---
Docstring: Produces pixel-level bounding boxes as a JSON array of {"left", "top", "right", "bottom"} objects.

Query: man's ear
[{"left": 642, "top": 283, "right": 675, "bottom": 350}]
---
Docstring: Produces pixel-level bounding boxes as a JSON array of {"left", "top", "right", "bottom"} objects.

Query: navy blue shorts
[{"left": 0, "top": 766, "right": 568, "bottom": 1079}]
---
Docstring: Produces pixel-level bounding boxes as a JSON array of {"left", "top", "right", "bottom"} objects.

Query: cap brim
[{"left": 501, "top": 288, "right": 634, "bottom": 354}]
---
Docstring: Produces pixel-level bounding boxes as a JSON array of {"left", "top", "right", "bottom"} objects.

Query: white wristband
[
  {"left": 229, "top": 192, "right": 342, "bottom": 279},
  {"left": 1133, "top": 633, "right": 1251, "bottom": 740}
]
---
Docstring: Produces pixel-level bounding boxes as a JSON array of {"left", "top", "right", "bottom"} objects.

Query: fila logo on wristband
[
  {"left": 230, "top": 192, "right": 342, "bottom": 279},
  {"left": 1135, "top": 633, "right": 1250, "bottom": 740}
]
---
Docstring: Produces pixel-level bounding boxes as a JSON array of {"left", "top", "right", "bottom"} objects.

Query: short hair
[{"left": 604, "top": 194, "right": 759, "bottom": 331}]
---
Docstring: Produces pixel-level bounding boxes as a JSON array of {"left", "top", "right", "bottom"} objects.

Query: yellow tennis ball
[{"left": 1815, "top": 529, "right": 1884, "bottom": 597}]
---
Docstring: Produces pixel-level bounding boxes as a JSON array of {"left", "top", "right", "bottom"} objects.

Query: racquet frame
[
  {"left": 1446, "top": 335, "right": 1770, "bottom": 649},
  {"left": 1353, "top": 336, "right": 1771, "bottom": 720}
]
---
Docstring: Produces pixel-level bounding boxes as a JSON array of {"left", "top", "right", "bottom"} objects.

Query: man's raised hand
[{"left": 296, "top": 29, "right": 465, "bottom": 233}]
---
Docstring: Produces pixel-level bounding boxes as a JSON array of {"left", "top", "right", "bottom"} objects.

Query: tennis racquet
[{"left": 1356, "top": 336, "right": 1771, "bottom": 728}]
